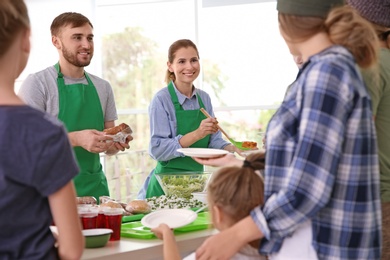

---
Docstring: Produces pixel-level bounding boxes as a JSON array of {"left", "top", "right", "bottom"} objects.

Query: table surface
[{"left": 81, "top": 228, "right": 218, "bottom": 260}]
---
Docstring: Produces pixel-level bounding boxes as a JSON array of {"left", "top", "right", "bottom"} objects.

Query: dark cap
[
  {"left": 277, "top": 0, "right": 345, "bottom": 18},
  {"left": 347, "top": 0, "right": 390, "bottom": 27}
]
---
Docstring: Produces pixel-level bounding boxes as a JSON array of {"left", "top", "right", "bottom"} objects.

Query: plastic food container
[{"left": 155, "top": 172, "right": 212, "bottom": 199}]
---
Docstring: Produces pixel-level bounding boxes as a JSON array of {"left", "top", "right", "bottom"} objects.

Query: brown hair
[
  {"left": 0, "top": 0, "right": 29, "bottom": 58},
  {"left": 279, "top": 5, "right": 378, "bottom": 68},
  {"left": 207, "top": 152, "right": 265, "bottom": 223},
  {"left": 50, "top": 12, "right": 93, "bottom": 37},
  {"left": 165, "top": 39, "right": 200, "bottom": 85}
]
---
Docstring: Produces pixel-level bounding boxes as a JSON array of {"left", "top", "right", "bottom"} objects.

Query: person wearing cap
[
  {"left": 347, "top": 1, "right": 390, "bottom": 259},
  {"left": 193, "top": 1, "right": 382, "bottom": 259}
]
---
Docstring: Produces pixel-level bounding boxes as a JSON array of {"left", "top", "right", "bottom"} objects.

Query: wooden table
[{"left": 81, "top": 228, "right": 218, "bottom": 260}]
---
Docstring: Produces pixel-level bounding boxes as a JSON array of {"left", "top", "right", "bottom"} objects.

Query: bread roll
[
  {"left": 125, "top": 200, "right": 151, "bottom": 214},
  {"left": 100, "top": 200, "right": 123, "bottom": 209},
  {"left": 103, "top": 123, "right": 132, "bottom": 135},
  {"left": 76, "top": 196, "right": 97, "bottom": 205},
  {"left": 99, "top": 196, "right": 113, "bottom": 204}
]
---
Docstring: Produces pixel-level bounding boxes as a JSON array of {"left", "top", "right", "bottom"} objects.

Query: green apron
[
  {"left": 55, "top": 63, "right": 109, "bottom": 201},
  {"left": 146, "top": 82, "right": 210, "bottom": 198}
]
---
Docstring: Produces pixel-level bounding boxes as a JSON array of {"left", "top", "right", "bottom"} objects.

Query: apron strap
[{"left": 167, "top": 81, "right": 206, "bottom": 110}]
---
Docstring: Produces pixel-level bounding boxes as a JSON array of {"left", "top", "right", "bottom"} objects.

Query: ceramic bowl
[{"left": 83, "top": 228, "right": 113, "bottom": 248}]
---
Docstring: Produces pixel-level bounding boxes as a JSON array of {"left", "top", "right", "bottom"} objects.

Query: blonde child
[{"left": 151, "top": 152, "right": 266, "bottom": 260}]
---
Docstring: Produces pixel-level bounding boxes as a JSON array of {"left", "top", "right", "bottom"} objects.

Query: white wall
[{"left": 21, "top": 0, "right": 98, "bottom": 84}]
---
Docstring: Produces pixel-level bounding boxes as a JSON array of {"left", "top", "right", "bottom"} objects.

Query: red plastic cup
[
  {"left": 78, "top": 206, "right": 98, "bottom": 230},
  {"left": 97, "top": 206, "right": 110, "bottom": 228},
  {"left": 97, "top": 212, "right": 106, "bottom": 228},
  {"left": 103, "top": 208, "right": 123, "bottom": 241}
]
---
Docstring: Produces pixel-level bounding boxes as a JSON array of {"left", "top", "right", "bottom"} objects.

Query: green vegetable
[
  {"left": 146, "top": 195, "right": 205, "bottom": 211},
  {"left": 159, "top": 175, "right": 208, "bottom": 199}
]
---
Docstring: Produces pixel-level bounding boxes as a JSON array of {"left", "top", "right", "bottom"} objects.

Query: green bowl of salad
[{"left": 155, "top": 172, "right": 212, "bottom": 199}]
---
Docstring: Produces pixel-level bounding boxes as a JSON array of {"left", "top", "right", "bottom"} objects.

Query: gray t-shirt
[{"left": 18, "top": 65, "right": 117, "bottom": 122}]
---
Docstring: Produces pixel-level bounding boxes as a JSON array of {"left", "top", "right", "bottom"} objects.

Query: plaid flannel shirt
[{"left": 252, "top": 45, "right": 382, "bottom": 259}]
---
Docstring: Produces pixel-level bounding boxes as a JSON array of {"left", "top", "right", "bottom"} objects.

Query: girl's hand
[{"left": 151, "top": 223, "right": 172, "bottom": 240}]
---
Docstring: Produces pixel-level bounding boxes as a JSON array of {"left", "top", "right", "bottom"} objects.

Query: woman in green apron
[{"left": 142, "top": 39, "right": 239, "bottom": 198}]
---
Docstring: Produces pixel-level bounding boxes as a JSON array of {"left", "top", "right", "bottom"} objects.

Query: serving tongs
[{"left": 199, "top": 108, "right": 251, "bottom": 150}]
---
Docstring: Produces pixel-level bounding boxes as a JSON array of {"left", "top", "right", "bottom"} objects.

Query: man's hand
[
  {"left": 69, "top": 130, "right": 113, "bottom": 153},
  {"left": 105, "top": 134, "right": 133, "bottom": 155}
]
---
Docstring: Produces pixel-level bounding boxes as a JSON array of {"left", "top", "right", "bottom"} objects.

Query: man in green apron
[{"left": 18, "top": 12, "right": 131, "bottom": 201}]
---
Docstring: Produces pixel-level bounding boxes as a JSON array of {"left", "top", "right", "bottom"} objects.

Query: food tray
[
  {"left": 122, "top": 214, "right": 145, "bottom": 223},
  {"left": 121, "top": 212, "right": 211, "bottom": 239}
]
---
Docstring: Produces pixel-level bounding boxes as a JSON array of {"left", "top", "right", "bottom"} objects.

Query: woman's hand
[
  {"left": 196, "top": 216, "right": 263, "bottom": 260},
  {"left": 196, "top": 118, "right": 219, "bottom": 139}
]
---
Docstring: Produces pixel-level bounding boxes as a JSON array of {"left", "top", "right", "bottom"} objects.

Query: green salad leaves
[{"left": 159, "top": 175, "right": 208, "bottom": 199}]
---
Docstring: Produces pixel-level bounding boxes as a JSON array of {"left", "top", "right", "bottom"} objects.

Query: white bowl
[
  {"left": 82, "top": 228, "right": 113, "bottom": 248},
  {"left": 192, "top": 192, "right": 207, "bottom": 203}
]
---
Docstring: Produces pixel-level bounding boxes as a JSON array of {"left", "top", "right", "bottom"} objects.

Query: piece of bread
[
  {"left": 76, "top": 196, "right": 97, "bottom": 205},
  {"left": 103, "top": 123, "right": 132, "bottom": 135},
  {"left": 125, "top": 200, "right": 151, "bottom": 214},
  {"left": 242, "top": 141, "right": 257, "bottom": 149},
  {"left": 100, "top": 200, "right": 123, "bottom": 209}
]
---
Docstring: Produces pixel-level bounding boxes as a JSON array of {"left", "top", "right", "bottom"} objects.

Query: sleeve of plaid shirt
[{"left": 251, "top": 59, "right": 372, "bottom": 241}]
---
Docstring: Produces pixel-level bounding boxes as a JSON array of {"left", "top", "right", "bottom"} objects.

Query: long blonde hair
[{"left": 279, "top": 5, "right": 379, "bottom": 69}]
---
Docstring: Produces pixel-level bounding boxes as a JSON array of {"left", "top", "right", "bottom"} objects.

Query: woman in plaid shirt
[{"left": 193, "top": 1, "right": 382, "bottom": 259}]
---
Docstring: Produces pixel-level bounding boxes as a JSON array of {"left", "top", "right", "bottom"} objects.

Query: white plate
[
  {"left": 141, "top": 209, "right": 197, "bottom": 229},
  {"left": 177, "top": 148, "right": 229, "bottom": 158}
]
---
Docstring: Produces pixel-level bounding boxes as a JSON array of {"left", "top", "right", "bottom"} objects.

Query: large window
[{"left": 23, "top": 0, "right": 297, "bottom": 200}]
